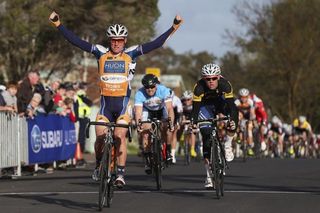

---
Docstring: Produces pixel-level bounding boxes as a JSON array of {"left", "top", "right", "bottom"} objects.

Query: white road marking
[{"left": 0, "top": 190, "right": 316, "bottom": 196}]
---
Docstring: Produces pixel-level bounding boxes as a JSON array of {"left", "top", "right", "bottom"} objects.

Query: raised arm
[
  {"left": 138, "top": 15, "right": 183, "bottom": 56},
  {"left": 49, "top": 11, "right": 93, "bottom": 53}
]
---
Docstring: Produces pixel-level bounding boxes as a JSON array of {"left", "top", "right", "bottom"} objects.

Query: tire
[
  {"left": 242, "top": 138, "right": 247, "bottom": 162},
  {"left": 106, "top": 146, "right": 115, "bottom": 207},
  {"left": 184, "top": 136, "right": 190, "bottom": 165},
  {"left": 210, "top": 139, "right": 221, "bottom": 199},
  {"left": 98, "top": 144, "right": 111, "bottom": 211},
  {"left": 153, "top": 137, "right": 162, "bottom": 190}
]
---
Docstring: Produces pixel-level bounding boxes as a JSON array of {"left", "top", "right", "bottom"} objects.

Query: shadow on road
[{"left": 5, "top": 194, "right": 97, "bottom": 212}]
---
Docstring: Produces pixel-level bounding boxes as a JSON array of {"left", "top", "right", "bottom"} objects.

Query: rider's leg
[
  {"left": 190, "top": 132, "right": 197, "bottom": 157},
  {"left": 247, "top": 121, "right": 254, "bottom": 156},
  {"left": 171, "top": 126, "right": 179, "bottom": 163},
  {"left": 200, "top": 127, "right": 213, "bottom": 188},
  {"left": 140, "top": 123, "right": 152, "bottom": 174}
]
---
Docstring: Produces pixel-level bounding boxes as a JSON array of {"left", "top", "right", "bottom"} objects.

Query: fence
[
  {"left": 1, "top": 112, "right": 77, "bottom": 177},
  {"left": 0, "top": 112, "right": 28, "bottom": 176}
]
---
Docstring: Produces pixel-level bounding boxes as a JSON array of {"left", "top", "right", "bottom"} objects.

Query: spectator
[
  {"left": 17, "top": 70, "right": 40, "bottom": 115},
  {"left": 26, "top": 93, "right": 44, "bottom": 119},
  {"left": 1, "top": 82, "right": 18, "bottom": 113},
  {"left": 34, "top": 82, "right": 54, "bottom": 113},
  {"left": 0, "top": 84, "right": 7, "bottom": 109},
  {"left": 73, "top": 82, "right": 92, "bottom": 166},
  {"left": 64, "top": 97, "right": 76, "bottom": 123},
  {"left": 53, "top": 83, "right": 66, "bottom": 105}
]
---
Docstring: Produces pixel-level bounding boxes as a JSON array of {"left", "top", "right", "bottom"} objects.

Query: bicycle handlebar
[
  {"left": 196, "top": 116, "right": 230, "bottom": 125},
  {"left": 86, "top": 121, "right": 132, "bottom": 142}
]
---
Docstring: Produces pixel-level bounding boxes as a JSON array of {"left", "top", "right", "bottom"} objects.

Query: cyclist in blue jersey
[
  {"left": 134, "top": 74, "right": 174, "bottom": 174},
  {"left": 49, "top": 11, "right": 183, "bottom": 188}
]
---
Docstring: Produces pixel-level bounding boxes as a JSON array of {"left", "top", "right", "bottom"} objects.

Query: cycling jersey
[
  {"left": 293, "top": 119, "right": 312, "bottom": 132},
  {"left": 134, "top": 84, "right": 172, "bottom": 111},
  {"left": 250, "top": 94, "right": 267, "bottom": 124},
  {"left": 183, "top": 104, "right": 193, "bottom": 119},
  {"left": 191, "top": 76, "right": 238, "bottom": 125},
  {"left": 234, "top": 98, "right": 254, "bottom": 120},
  {"left": 172, "top": 95, "right": 183, "bottom": 124}
]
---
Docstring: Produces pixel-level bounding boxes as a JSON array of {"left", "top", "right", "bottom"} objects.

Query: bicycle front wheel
[
  {"left": 210, "top": 139, "right": 221, "bottom": 199},
  {"left": 184, "top": 137, "right": 190, "bottom": 165},
  {"left": 98, "top": 145, "right": 111, "bottom": 211},
  {"left": 153, "top": 138, "right": 162, "bottom": 190}
]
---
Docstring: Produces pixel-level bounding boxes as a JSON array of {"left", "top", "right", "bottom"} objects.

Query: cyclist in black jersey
[{"left": 191, "top": 63, "right": 238, "bottom": 188}]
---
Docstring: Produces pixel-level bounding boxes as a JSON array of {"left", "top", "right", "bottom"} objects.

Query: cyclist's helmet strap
[{"left": 141, "top": 74, "right": 159, "bottom": 87}]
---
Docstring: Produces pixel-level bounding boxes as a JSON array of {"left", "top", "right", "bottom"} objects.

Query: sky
[{"left": 155, "top": 0, "right": 270, "bottom": 57}]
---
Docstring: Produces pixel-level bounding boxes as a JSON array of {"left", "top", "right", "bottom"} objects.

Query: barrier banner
[{"left": 27, "top": 114, "right": 77, "bottom": 164}]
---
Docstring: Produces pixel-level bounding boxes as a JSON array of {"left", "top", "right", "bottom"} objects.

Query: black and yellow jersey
[
  {"left": 191, "top": 76, "right": 238, "bottom": 124},
  {"left": 192, "top": 77, "right": 234, "bottom": 104}
]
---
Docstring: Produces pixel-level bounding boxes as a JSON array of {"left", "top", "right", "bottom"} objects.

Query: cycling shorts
[
  {"left": 142, "top": 107, "right": 168, "bottom": 121},
  {"left": 96, "top": 96, "right": 131, "bottom": 124}
]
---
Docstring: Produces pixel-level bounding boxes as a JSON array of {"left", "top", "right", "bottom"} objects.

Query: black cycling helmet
[{"left": 141, "top": 74, "right": 159, "bottom": 87}]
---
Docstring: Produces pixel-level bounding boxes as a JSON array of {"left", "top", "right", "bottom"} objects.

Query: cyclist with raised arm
[
  {"left": 191, "top": 63, "right": 238, "bottom": 189},
  {"left": 134, "top": 74, "right": 174, "bottom": 174},
  {"left": 235, "top": 88, "right": 256, "bottom": 156},
  {"left": 49, "top": 11, "right": 183, "bottom": 188}
]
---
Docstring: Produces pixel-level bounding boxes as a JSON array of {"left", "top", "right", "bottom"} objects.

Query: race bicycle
[
  {"left": 86, "top": 121, "right": 132, "bottom": 211},
  {"left": 139, "top": 118, "right": 172, "bottom": 190},
  {"left": 197, "top": 116, "right": 229, "bottom": 199}
]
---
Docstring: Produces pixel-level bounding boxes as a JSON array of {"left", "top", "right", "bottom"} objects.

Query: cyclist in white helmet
[
  {"left": 191, "top": 63, "right": 238, "bottom": 189},
  {"left": 49, "top": 11, "right": 183, "bottom": 188},
  {"left": 235, "top": 88, "right": 256, "bottom": 156},
  {"left": 180, "top": 90, "right": 198, "bottom": 158}
]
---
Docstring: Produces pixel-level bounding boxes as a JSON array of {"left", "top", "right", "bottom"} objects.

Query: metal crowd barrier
[{"left": 0, "top": 112, "right": 28, "bottom": 176}]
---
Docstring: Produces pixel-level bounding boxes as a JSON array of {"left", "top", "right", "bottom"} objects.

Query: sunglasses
[
  {"left": 183, "top": 98, "right": 192, "bottom": 102},
  {"left": 145, "top": 85, "right": 156, "bottom": 89},
  {"left": 205, "top": 77, "right": 218, "bottom": 82}
]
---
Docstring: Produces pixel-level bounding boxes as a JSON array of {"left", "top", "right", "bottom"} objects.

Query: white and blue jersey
[{"left": 134, "top": 84, "right": 172, "bottom": 111}]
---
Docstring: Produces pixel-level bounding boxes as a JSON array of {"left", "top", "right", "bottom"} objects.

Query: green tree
[
  {"left": 0, "top": 0, "right": 159, "bottom": 81},
  {"left": 227, "top": 0, "right": 320, "bottom": 130}
]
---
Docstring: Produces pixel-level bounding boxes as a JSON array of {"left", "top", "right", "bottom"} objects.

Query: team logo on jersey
[
  {"left": 101, "top": 74, "right": 127, "bottom": 84},
  {"left": 104, "top": 61, "right": 125, "bottom": 73},
  {"left": 30, "top": 125, "right": 42, "bottom": 153}
]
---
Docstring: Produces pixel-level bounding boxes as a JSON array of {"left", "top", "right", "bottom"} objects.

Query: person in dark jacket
[{"left": 17, "top": 70, "right": 40, "bottom": 115}]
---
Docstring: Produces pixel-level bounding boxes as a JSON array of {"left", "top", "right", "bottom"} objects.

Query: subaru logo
[{"left": 31, "top": 125, "right": 42, "bottom": 153}]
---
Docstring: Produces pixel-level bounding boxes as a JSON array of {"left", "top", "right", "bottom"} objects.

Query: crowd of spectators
[
  {"left": 0, "top": 70, "right": 92, "bottom": 122},
  {"left": 0, "top": 70, "right": 93, "bottom": 176}
]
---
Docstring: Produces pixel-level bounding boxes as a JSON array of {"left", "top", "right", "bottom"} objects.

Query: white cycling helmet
[
  {"left": 298, "top": 115, "right": 306, "bottom": 123},
  {"left": 181, "top": 90, "right": 193, "bottom": 100},
  {"left": 239, "top": 88, "right": 250, "bottom": 97},
  {"left": 272, "top": 115, "right": 281, "bottom": 125},
  {"left": 201, "top": 63, "right": 221, "bottom": 77},
  {"left": 106, "top": 24, "right": 128, "bottom": 38}
]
